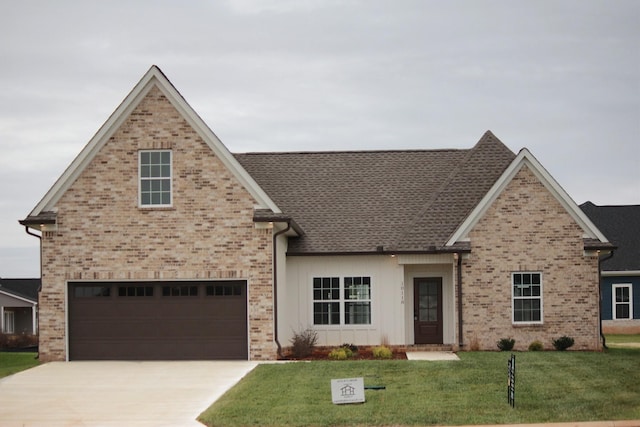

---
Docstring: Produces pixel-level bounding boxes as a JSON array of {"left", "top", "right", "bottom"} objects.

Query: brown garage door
[{"left": 68, "top": 281, "right": 247, "bottom": 360}]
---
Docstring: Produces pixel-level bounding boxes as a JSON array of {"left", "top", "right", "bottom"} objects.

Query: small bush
[
  {"left": 497, "top": 338, "right": 515, "bottom": 351},
  {"left": 552, "top": 336, "right": 575, "bottom": 351},
  {"left": 372, "top": 345, "right": 392, "bottom": 359},
  {"left": 528, "top": 340, "right": 544, "bottom": 351},
  {"left": 328, "top": 348, "right": 350, "bottom": 360},
  {"left": 341, "top": 343, "right": 358, "bottom": 353},
  {"left": 289, "top": 328, "right": 318, "bottom": 358}
]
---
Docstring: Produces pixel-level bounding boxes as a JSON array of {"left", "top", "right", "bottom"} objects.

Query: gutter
[
  {"left": 23, "top": 226, "right": 42, "bottom": 357},
  {"left": 456, "top": 253, "right": 464, "bottom": 349},
  {"left": 272, "top": 221, "right": 291, "bottom": 359},
  {"left": 598, "top": 250, "right": 615, "bottom": 350}
]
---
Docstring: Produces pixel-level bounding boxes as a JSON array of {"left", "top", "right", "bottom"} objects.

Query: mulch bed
[{"left": 282, "top": 347, "right": 408, "bottom": 361}]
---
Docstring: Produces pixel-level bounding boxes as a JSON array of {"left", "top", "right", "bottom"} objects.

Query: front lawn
[
  {"left": 200, "top": 349, "right": 640, "bottom": 427},
  {"left": 0, "top": 352, "right": 39, "bottom": 378},
  {"left": 606, "top": 334, "right": 640, "bottom": 346}
]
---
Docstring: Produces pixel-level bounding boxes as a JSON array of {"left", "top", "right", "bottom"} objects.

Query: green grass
[
  {"left": 606, "top": 334, "right": 640, "bottom": 345},
  {"left": 199, "top": 349, "right": 640, "bottom": 427},
  {"left": 0, "top": 352, "right": 40, "bottom": 378}
]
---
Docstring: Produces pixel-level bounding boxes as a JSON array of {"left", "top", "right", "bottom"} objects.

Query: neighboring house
[
  {"left": 20, "top": 66, "right": 613, "bottom": 361},
  {"left": 581, "top": 202, "right": 640, "bottom": 334},
  {"left": 0, "top": 278, "right": 39, "bottom": 335}
]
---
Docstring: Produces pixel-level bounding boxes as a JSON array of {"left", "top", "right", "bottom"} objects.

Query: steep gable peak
[
  {"left": 446, "top": 147, "right": 609, "bottom": 246},
  {"left": 26, "top": 66, "right": 280, "bottom": 220}
]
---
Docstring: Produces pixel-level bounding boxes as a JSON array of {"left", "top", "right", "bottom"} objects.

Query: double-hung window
[
  {"left": 512, "top": 272, "right": 542, "bottom": 324},
  {"left": 139, "top": 150, "right": 172, "bottom": 207},
  {"left": 313, "top": 276, "right": 371, "bottom": 325},
  {"left": 613, "top": 284, "right": 632, "bottom": 320}
]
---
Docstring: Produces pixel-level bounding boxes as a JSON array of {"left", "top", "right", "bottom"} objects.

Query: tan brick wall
[
  {"left": 461, "top": 165, "right": 601, "bottom": 351},
  {"left": 38, "top": 85, "right": 276, "bottom": 361}
]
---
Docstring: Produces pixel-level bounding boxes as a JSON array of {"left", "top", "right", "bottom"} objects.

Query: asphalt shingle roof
[
  {"left": 235, "top": 131, "right": 516, "bottom": 254},
  {"left": 580, "top": 202, "right": 640, "bottom": 271}
]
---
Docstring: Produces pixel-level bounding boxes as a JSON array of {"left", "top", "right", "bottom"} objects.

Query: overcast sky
[{"left": 1, "top": 0, "right": 638, "bottom": 277}]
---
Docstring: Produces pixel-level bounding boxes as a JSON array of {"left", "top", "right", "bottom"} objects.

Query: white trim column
[
  {"left": 32, "top": 305, "right": 37, "bottom": 334},
  {"left": 1, "top": 306, "right": 4, "bottom": 333}
]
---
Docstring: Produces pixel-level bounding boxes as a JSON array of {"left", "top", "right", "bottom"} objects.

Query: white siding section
[{"left": 282, "top": 255, "right": 405, "bottom": 346}]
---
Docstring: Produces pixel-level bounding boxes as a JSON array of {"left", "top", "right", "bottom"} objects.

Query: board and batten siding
[{"left": 283, "top": 255, "right": 405, "bottom": 346}]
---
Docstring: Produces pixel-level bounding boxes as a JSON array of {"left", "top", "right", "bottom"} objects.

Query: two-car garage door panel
[{"left": 68, "top": 281, "right": 248, "bottom": 360}]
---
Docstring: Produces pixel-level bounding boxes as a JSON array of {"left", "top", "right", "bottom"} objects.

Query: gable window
[
  {"left": 139, "top": 150, "right": 172, "bottom": 206},
  {"left": 313, "top": 276, "right": 371, "bottom": 325},
  {"left": 613, "top": 284, "right": 632, "bottom": 320},
  {"left": 512, "top": 272, "right": 542, "bottom": 324}
]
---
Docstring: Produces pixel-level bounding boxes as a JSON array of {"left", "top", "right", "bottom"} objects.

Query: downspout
[
  {"left": 24, "top": 226, "right": 42, "bottom": 357},
  {"left": 598, "top": 250, "right": 614, "bottom": 350},
  {"left": 456, "top": 253, "right": 464, "bottom": 349},
  {"left": 273, "top": 221, "right": 291, "bottom": 359}
]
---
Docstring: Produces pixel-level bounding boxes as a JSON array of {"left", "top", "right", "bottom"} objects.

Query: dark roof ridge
[
  {"left": 234, "top": 147, "right": 468, "bottom": 156},
  {"left": 581, "top": 201, "right": 640, "bottom": 208}
]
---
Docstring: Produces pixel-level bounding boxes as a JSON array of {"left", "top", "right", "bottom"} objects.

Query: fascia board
[
  {"left": 602, "top": 271, "right": 640, "bottom": 277},
  {"left": 30, "top": 66, "right": 281, "bottom": 216},
  {"left": 445, "top": 148, "right": 609, "bottom": 246}
]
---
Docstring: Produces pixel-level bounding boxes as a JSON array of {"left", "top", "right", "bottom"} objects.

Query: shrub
[
  {"left": 289, "top": 328, "right": 318, "bottom": 358},
  {"left": 328, "top": 348, "right": 350, "bottom": 360},
  {"left": 552, "top": 336, "right": 575, "bottom": 351},
  {"left": 372, "top": 345, "right": 392, "bottom": 359},
  {"left": 497, "top": 338, "right": 515, "bottom": 351},
  {"left": 341, "top": 343, "right": 358, "bottom": 353},
  {"left": 528, "top": 340, "right": 544, "bottom": 351}
]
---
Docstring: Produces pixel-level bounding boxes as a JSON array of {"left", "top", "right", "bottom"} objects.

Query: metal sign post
[{"left": 507, "top": 354, "right": 515, "bottom": 408}]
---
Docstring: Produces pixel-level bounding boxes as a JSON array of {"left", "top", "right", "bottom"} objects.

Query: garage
[{"left": 68, "top": 280, "right": 248, "bottom": 360}]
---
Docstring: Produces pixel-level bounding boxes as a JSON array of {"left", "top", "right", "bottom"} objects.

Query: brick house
[{"left": 20, "top": 66, "right": 613, "bottom": 361}]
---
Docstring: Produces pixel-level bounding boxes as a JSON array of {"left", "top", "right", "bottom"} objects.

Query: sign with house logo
[{"left": 331, "top": 377, "right": 365, "bottom": 404}]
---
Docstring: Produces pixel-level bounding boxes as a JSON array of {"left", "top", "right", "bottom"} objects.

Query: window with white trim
[
  {"left": 512, "top": 272, "right": 542, "bottom": 323},
  {"left": 139, "top": 150, "right": 172, "bottom": 206},
  {"left": 3, "top": 310, "right": 15, "bottom": 334},
  {"left": 613, "top": 284, "right": 632, "bottom": 320},
  {"left": 313, "top": 276, "right": 372, "bottom": 325}
]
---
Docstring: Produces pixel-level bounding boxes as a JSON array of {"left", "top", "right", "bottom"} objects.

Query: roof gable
[
  {"left": 26, "top": 66, "right": 280, "bottom": 221},
  {"left": 446, "top": 148, "right": 609, "bottom": 246},
  {"left": 0, "top": 278, "right": 39, "bottom": 303}
]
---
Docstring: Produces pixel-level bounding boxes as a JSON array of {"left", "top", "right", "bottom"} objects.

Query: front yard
[
  {"left": 200, "top": 348, "right": 640, "bottom": 427},
  {"left": 0, "top": 352, "right": 39, "bottom": 378}
]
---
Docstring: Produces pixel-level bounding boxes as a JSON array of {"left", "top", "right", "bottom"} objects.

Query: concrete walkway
[
  {"left": 0, "top": 360, "right": 258, "bottom": 427},
  {"left": 406, "top": 351, "right": 460, "bottom": 360}
]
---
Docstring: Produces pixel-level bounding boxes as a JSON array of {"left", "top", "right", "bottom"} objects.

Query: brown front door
[{"left": 414, "top": 278, "right": 443, "bottom": 344}]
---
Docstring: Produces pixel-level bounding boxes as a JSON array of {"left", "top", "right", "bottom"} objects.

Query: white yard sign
[{"left": 331, "top": 377, "right": 365, "bottom": 404}]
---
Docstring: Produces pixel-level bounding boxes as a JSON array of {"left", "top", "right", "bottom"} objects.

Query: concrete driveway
[{"left": 0, "top": 360, "right": 259, "bottom": 427}]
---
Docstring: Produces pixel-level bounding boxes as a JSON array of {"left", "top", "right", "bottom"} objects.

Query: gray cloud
[{"left": 1, "top": 0, "right": 638, "bottom": 276}]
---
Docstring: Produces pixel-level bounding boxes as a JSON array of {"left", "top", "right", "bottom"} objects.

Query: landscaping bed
[{"left": 284, "top": 346, "right": 407, "bottom": 360}]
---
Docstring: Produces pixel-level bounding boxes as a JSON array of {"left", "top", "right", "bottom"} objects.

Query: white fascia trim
[
  {"left": 602, "top": 271, "right": 640, "bottom": 277},
  {"left": 445, "top": 148, "right": 609, "bottom": 246},
  {"left": 30, "top": 66, "right": 280, "bottom": 216},
  {"left": 0, "top": 289, "right": 37, "bottom": 306}
]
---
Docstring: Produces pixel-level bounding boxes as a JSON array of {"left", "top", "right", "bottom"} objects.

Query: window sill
[
  {"left": 512, "top": 322, "right": 544, "bottom": 328},
  {"left": 138, "top": 206, "right": 175, "bottom": 211}
]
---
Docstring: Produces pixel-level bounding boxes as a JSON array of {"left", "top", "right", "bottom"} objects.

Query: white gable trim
[
  {"left": 445, "top": 148, "right": 609, "bottom": 246},
  {"left": 30, "top": 66, "right": 280, "bottom": 216}
]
